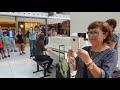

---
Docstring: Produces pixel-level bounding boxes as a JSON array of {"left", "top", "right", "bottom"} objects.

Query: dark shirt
[
  {"left": 75, "top": 46, "right": 117, "bottom": 78},
  {"left": 111, "top": 31, "right": 119, "bottom": 51},
  {"left": 16, "top": 33, "right": 24, "bottom": 43}
]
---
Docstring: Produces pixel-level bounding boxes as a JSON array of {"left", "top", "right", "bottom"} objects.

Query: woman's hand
[
  {"left": 77, "top": 48, "right": 92, "bottom": 64},
  {"left": 67, "top": 49, "right": 75, "bottom": 64}
]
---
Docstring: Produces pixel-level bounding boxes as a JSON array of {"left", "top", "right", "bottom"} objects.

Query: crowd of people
[
  {"left": 0, "top": 25, "right": 52, "bottom": 73},
  {"left": 0, "top": 26, "right": 18, "bottom": 59},
  {"left": 0, "top": 18, "right": 119, "bottom": 78}
]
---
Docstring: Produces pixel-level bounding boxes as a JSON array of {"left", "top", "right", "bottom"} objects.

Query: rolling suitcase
[{"left": 56, "top": 45, "right": 70, "bottom": 78}]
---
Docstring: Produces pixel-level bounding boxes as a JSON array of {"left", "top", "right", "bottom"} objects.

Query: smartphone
[{"left": 71, "top": 36, "right": 80, "bottom": 52}]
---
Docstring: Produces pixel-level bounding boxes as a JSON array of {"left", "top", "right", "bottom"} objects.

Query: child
[
  {"left": 0, "top": 36, "right": 4, "bottom": 59},
  {"left": 2, "top": 32, "right": 10, "bottom": 58}
]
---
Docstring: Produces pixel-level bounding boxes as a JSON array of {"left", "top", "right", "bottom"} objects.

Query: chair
[{"left": 33, "top": 55, "right": 51, "bottom": 78}]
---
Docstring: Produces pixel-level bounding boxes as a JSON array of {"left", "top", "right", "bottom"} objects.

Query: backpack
[
  {"left": 58, "top": 58, "right": 70, "bottom": 78},
  {"left": 56, "top": 59, "right": 70, "bottom": 78},
  {"left": 26, "top": 30, "right": 29, "bottom": 38}
]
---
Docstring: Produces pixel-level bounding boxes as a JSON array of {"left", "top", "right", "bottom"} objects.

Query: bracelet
[
  {"left": 86, "top": 61, "right": 94, "bottom": 67},
  {"left": 87, "top": 62, "right": 94, "bottom": 70}
]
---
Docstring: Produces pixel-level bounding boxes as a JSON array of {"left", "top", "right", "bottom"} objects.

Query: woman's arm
[
  {"left": 85, "top": 60, "right": 102, "bottom": 78},
  {"left": 99, "top": 49, "right": 117, "bottom": 78},
  {"left": 14, "top": 33, "right": 18, "bottom": 40},
  {"left": 77, "top": 48, "right": 117, "bottom": 78},
  {"left": 77, "top": 48, "right": 102, "bottom": 78},
  {"left": 67, "top": 50, "right": 77, "bottom": 71},
  {"left": 69, "top": 58, "right": 77, "bottom": 71}
]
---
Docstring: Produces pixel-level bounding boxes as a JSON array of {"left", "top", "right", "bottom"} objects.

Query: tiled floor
[{"left": 0, "top": 47, "right": 57, "bottom": 78}]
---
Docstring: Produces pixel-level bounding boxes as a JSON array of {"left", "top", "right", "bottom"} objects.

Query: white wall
[
  {"left": 71, "top": 12, "right": 120, "bottom": 34},
  {"left": 71, "top": 12, "right": 120, "bottom": 68}
]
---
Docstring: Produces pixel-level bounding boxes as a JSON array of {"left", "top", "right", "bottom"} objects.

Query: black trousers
[{"left": 35, "top": 55, "right": 53, "bottom": 70}]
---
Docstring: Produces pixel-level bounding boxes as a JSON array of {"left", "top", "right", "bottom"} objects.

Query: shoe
[
  {"left": 4, "top": 56, "right": 7, "bottom": 58},
  {"left": 20, "top": 53, "right": 23, "bottom": 55},
  {"left": 46, "top": 69, "right": 52, "bottom": 73},
  {"left": 8, "top": 55, "right": 10, "bottom": 57},
  {"left": 2, "top": 57, "right": 4, "bottom": 59},
  {"left": 14, "top": 50, "right": 17, "bottom": 52},
  {"left": 22, "top": 52, "right": 26, "bottom": 54},
  {"left": 30, "top": 56, "right": 33, "bottom": 59},
  {"left": 10, "top": 50, "right": 13, "bottom": 52}
]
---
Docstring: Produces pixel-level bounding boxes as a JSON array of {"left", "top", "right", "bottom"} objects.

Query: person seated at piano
[{"left": 35, "top": 34, "right": 53, "bottom": 73}]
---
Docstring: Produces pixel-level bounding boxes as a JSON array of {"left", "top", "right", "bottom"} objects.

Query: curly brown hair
[{"left": 106, "top": 19, "right": 117, "bottom": 30}]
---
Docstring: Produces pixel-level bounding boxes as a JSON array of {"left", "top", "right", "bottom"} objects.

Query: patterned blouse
[{"left": 75, "top": 46, "right": 118, "bottom": 78}]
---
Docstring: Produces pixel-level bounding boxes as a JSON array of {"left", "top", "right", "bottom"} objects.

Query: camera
[{"left": 73, "top": 39, "right": 75, "bottom": 41}]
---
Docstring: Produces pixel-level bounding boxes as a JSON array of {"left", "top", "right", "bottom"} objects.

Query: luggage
[
  {"left": 56, "top": 45, "right": 70, "bottom": 78},
  {"left": 56, "top": 63, "right": 63, "bottom": 78}
]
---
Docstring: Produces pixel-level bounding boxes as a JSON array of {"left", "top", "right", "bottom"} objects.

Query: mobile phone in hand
[{"left": 71, "top": 36, "right": 80, "bottom": 52}]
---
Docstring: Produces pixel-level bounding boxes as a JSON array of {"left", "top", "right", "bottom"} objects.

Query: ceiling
[{"left": 0, "top": 15, "right": 67, "bottom": 24}]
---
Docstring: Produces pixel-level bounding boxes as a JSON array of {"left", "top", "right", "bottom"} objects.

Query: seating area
[
  {"left": 33, "top": 58, "right": 50, "bottom": 78},
  {"left": 0, "top": 47, "right": 57, "bottom": 78}
]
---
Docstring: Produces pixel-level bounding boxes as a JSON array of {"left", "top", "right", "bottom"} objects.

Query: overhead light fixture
[{"left": 20, "top": 24, "right": 24, "bottom": 28}]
